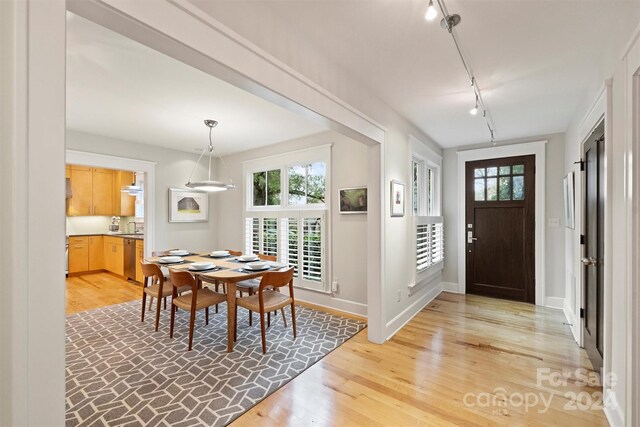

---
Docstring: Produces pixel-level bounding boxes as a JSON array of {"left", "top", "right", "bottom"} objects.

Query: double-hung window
[
  {"left": 410, "top": 137, "right": 444, "bottom": 283},
  {"left": 244, "top": 145, "right": 331, "bottom": 292}
]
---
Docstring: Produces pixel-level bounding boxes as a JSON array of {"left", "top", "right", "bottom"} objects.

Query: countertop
[{"left": 67, "top": 233, "right": 144, "bottom": 240}]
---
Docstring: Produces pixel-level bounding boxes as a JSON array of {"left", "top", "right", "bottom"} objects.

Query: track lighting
[
  {"left": 470, "top": 95, "right": 479, "bottom": 115},
  {"left": 425, "top": 0, "right": 438, "bottom": 21}
]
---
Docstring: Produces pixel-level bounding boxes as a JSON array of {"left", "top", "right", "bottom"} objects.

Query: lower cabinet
[
  {"left": 135, "top": 240, "right": 144, "bottom": 283},
  {"left": 68, "top": 237, "right": 89, "bottom": 273},
  {"left": 104, "top": 236, "right": 124, "bottom": 276},
  {"left": 88, "top": 236, "right": 104, "bottom": 270}
]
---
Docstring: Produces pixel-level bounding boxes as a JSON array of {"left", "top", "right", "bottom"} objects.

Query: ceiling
[
  {"left": 66, "top": 13, "right": 327, "bottom": 156},
  {"left": 188, "top": 0, "right": 640, "bottom": 147}
]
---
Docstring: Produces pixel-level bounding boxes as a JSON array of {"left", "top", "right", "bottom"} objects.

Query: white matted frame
[
  {"left": 457, "top": 141, "right": 547, "bottom": 305},
  {"left": 390, "top": 180, "right": 405, "bottom": 217},
  {"left": 66, "top": 150, "right": 156, "bottom": 256},
  {"left": 168, "top": 188, "right": 208, "bottom": 223}
]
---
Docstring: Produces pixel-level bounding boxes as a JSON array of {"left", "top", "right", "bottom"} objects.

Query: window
[
  {"left": 244, "top": 145, "right": 331, "bottom": 292},
  {"left": 473, "top": 163, "right": 525, "bottom": 201},
  {"left": 410, "top": 136, "right": 443, "bottom": 283}
]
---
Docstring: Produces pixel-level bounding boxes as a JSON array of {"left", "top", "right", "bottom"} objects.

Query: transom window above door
[{"left": 474, "top": 164, "right": 525, "bottom": 201}]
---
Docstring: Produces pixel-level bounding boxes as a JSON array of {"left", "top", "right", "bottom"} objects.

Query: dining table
[{"left": 145, "top": 251, "right": 286, "bottom": 352}]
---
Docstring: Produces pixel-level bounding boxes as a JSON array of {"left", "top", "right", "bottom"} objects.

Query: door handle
[{"left": 581, "top": 257, "right": 597, "bottom": 266}]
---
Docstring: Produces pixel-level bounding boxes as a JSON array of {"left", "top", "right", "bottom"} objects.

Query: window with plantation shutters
[{"left": 416, "top": 217, "right": 444, "bottom": 272}]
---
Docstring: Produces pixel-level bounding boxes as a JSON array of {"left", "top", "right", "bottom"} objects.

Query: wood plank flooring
[{"left": 66, "top": 275, "right": 606, "bottom": 426}]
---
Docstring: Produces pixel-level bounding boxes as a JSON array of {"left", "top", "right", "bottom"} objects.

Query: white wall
[
  {"left": 66, "top": 130, "right": 218, "bottom": 252},
  {"left": 441, "top": 133, "right": 566, "bottom": 304},
  {"left": 213, "top": 131, "right": 369, "bottom": 315}
]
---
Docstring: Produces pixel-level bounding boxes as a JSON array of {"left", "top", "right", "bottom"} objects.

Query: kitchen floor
[{"left": 66, "top": 273, "right": 141, "bottom": 315}]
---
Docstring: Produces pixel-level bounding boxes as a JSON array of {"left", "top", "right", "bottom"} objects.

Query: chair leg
[
  {"left": 234, "top": 304, "right": 238, "bottom": 342},
  {"left": 169, "top": 302, "right": 176, "bottom": 338},
  {"left": 141, "top": 292, "right": 147, "bottom": 322},
  {"left": 188, "top": 307, "right": 196, "bottom": 351},
  {"left": 291, "top": 302, "right": 297, "bottom": 339},
  {"left": 260, "top": 311, "right": 267, "bottom": 354},
  {"left": 267, "top": 312, "right": 271, "bottom": 328},
  {"left": 154, "top": 293, "right": 162, "bottom": 332},
  {"left": 215, "top": 282, "right": 219, "bottom": 314},
  {"left": 281, "top": 308, "right": 287, "bottom": 327},
  {"left": 149, "top": 296, "right": 154, "bottom": 311},
  {"left": 205, "top": 307, "right": 209, "bottom": 326},
  {"left": 248, "top": 289, "right": 253, "bottom": 326}
]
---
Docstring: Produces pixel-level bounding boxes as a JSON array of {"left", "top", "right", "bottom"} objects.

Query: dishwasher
[{"left": 123, "top": 238, "right": 137, "bottom": 281}]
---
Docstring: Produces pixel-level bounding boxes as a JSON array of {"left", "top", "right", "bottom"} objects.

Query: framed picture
[
  {"left": 563, "top": 172, "right": 575, "bottom": 229},
  {"left": 390, "top": 180, "right": 405, "bottom": 217},
  {"left": 169, "top": 188, "right": 209, "bottom": 223},
  {"left": 339, "top": 187, "right": 368, "bottom": 214}
]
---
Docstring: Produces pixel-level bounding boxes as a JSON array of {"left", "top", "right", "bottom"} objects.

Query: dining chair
[
  {"left": 140, "top": 261, "right": 192, "bottom": 331},
  {"left": 146, "top": 249, "right": 178, "bottom": 311},
  {"left": 235, "top": 267, "right": 296, "bottom": 354},
  {"left": 236, "top": 253, "right": 286, "bottom": 327},
  {"left": 169, "top": 269, "right": 227, "bottom": 351}
]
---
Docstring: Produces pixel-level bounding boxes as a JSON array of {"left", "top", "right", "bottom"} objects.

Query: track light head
[{"left": 425, "top": 0, "right": 438, "bottom": 21}]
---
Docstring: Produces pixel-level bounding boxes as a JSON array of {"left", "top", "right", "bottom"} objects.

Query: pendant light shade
[{"left": 186, "top": 119, "right": 235, "bottom": 192}]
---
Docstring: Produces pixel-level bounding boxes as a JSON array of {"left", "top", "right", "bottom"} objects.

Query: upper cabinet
[{"left": 67, "top": 165, "right": 137, "bottom": 217}]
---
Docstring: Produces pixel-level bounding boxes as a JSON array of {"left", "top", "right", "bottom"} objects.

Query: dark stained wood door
[
  {"left": 583, "top": 122, "right": 604, "bottom": 372},
  {"left": 465, "top": 155, "right": 536, "bottom": 303}
]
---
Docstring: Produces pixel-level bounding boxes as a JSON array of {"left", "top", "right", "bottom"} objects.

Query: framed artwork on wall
[
  {"left": 563, "top": 172, "right": 575, "bottom": 229},
  {"left": 339, "top": 187, "right": 367, "bottom": 214},
  {"left": 390, "top": 180, "right": 405, "bottom": 217},
  {"left": 169, "top": 188, "right": 208, "bottom": 223}
]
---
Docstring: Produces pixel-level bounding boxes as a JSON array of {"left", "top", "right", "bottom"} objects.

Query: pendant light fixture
[{"left": 185, "top": 119, "right": 235, "bottom": 192}]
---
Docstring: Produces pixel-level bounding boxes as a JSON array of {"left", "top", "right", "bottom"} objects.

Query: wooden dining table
[{"left": 145, "top": 252, "right": 284, "bottom": 352}]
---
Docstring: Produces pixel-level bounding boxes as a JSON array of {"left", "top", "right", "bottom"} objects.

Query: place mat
[
  {"left": 163, "top": 252, "right": 199, "bottom": 257},
  {"left": 187, "top": 266, "right": 227, "bottom": 273},
  {"left": 233, "top": 266, "right": 275, "bottom": 274},
  {"left": 157, "top": 259, "right": 193, "bottom": 266},
  {"left": 230, "top": 258, "right": 261, "bottom": 263},
  {"left": 203, "top": 254, "right": 234, "bottom": 260}
]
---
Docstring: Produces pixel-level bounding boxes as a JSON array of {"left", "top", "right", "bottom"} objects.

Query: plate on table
[
  {"left": 189, "top": 262, "right": 216, "bottom": 272},
  {"left": 238, "top": 254, "right": 260, "bottom": 262},
  {"left": 267, "top": 261, "right": 286, "bottom": 269},
  {"left": 159, "top": 256, "right": 183, "bottom": 264},
  {"left": 244, "top": 261, "right": 269, "bottom": 271},
  {"left": 169, "top": 249, "right": 190, "bottom": 256},
  {"left": 210, "top": 250, "right": 230, "bottom": 258}
]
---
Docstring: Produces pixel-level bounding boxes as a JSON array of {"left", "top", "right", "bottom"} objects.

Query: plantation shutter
[{"left": 416, "top": 217, "right": 444, "bottom": 272}]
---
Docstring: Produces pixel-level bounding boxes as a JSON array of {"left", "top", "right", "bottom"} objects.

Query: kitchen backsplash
[{"left": 66, "top": 216, "right": 136, "bottom": 235}]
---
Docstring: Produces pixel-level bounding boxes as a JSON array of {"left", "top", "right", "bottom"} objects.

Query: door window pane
[
  {"left": 513, "top": 176, "right": 525, "bottom": 200},
  {"left": 513, "top": 164, "right": 524, "bottom": 175},
  {"left": 474, "top": 168, "right": 485, "bottom": 177},
  {"left": 486, "top": 167, "right": 497, "bottom": 177},
  {"left": 253, "top": 171, "right": 266, "bottom": 205},
  {"left": 499, "top": 166, "right": 511, "bottom": 176},
  {"left": 474, "top": 179, "right": 485, "bottom": 201},
  {"left": 499, "top": 177, "right": 512, "bottom": 200},
  {"left": 486, "top": 178, "right": 498, "bottom": 201}
]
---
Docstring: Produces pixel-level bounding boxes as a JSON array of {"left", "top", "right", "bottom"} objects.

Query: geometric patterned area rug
[{"left": 66, "top": 300, "right": 366, "bottom": 426}]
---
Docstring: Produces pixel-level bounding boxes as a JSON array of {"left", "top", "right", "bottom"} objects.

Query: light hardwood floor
[{"left": 66, "top": 275, "right": 606, "bottom": 426}]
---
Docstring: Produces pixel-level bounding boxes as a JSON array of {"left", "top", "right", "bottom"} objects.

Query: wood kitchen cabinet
[
  {"left": 67, "top": 166, "right": 113, "bottom": 216},
  {"left": 104, "top": 236, "right": 124, "bottom": 276},
  {"left": 135, "top": 239, "right": 144, "bottom": 283},
  {"left": 88, "top": 236, "right": 104, "bottom": 270},
  {"left": 113, "top": 170, "right": 136, "bottom": 216},
  {"left": 68, "top": 236, "right": 89, "bottom": 273}
]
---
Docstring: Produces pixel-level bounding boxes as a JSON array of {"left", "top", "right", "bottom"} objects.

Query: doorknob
[{"left": 581, "top": 257, "right": 597, "bottom": 266}]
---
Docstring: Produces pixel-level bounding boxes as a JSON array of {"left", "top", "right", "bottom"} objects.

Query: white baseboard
[
  {"left": 545, "top": 296, "right": 564, "bottom": 310},
  {"left": 385, "top": 281, "right": 442, "bottom": 340},
  {"left": 441, "top": 282, "right": 460, "bottom": 293},
  {"left": 294, "top": 288, "right": 367, "bottom": 317},
  {"left": 562, "top": 298, "right": 580, "bottom": 344},
  {"left": 604, "top": 388, "right": 624, "bottom": 427}
]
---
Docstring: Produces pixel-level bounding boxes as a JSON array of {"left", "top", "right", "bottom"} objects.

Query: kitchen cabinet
[
  {"left": 88, "top": 236, "right": 104, "bottom": 270},
  {"left": 104, "top": 236, "right": 124, "bottom": 276},
  {"left": 68, "top": 236, "right": 88, "bottom": 273},
  {"left": 135, "top": 239, "right": 144, "bottom": 283},
  {"left": 113, "top": 170, "right": 136, "bottom": 216},
  {"left": 67, "top": 166, "right": 113, "bottom": 216}
]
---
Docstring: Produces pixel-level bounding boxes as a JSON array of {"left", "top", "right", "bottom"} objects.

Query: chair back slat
[
  {"left": 168, "top": 270, "right": 196, "bottom": 293},
  {"left": 257, "top": 253, "right": 277, "bottom": 261},
  {"left": 140, "top": 261, "right": 164, "bottom": 286},
  {"left": 258, "top": 267, "right": 294, "bottom": 292},
  {"left": 226, "top": 249, "right": 242, "bottom": 256}
]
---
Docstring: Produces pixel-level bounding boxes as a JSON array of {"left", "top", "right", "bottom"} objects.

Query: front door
[
  {"left": 465, "top": 155, "right": 536, "bottom": 303},
  {"left": 583, "top": 122, "right": 605, "bottom": 372}
]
